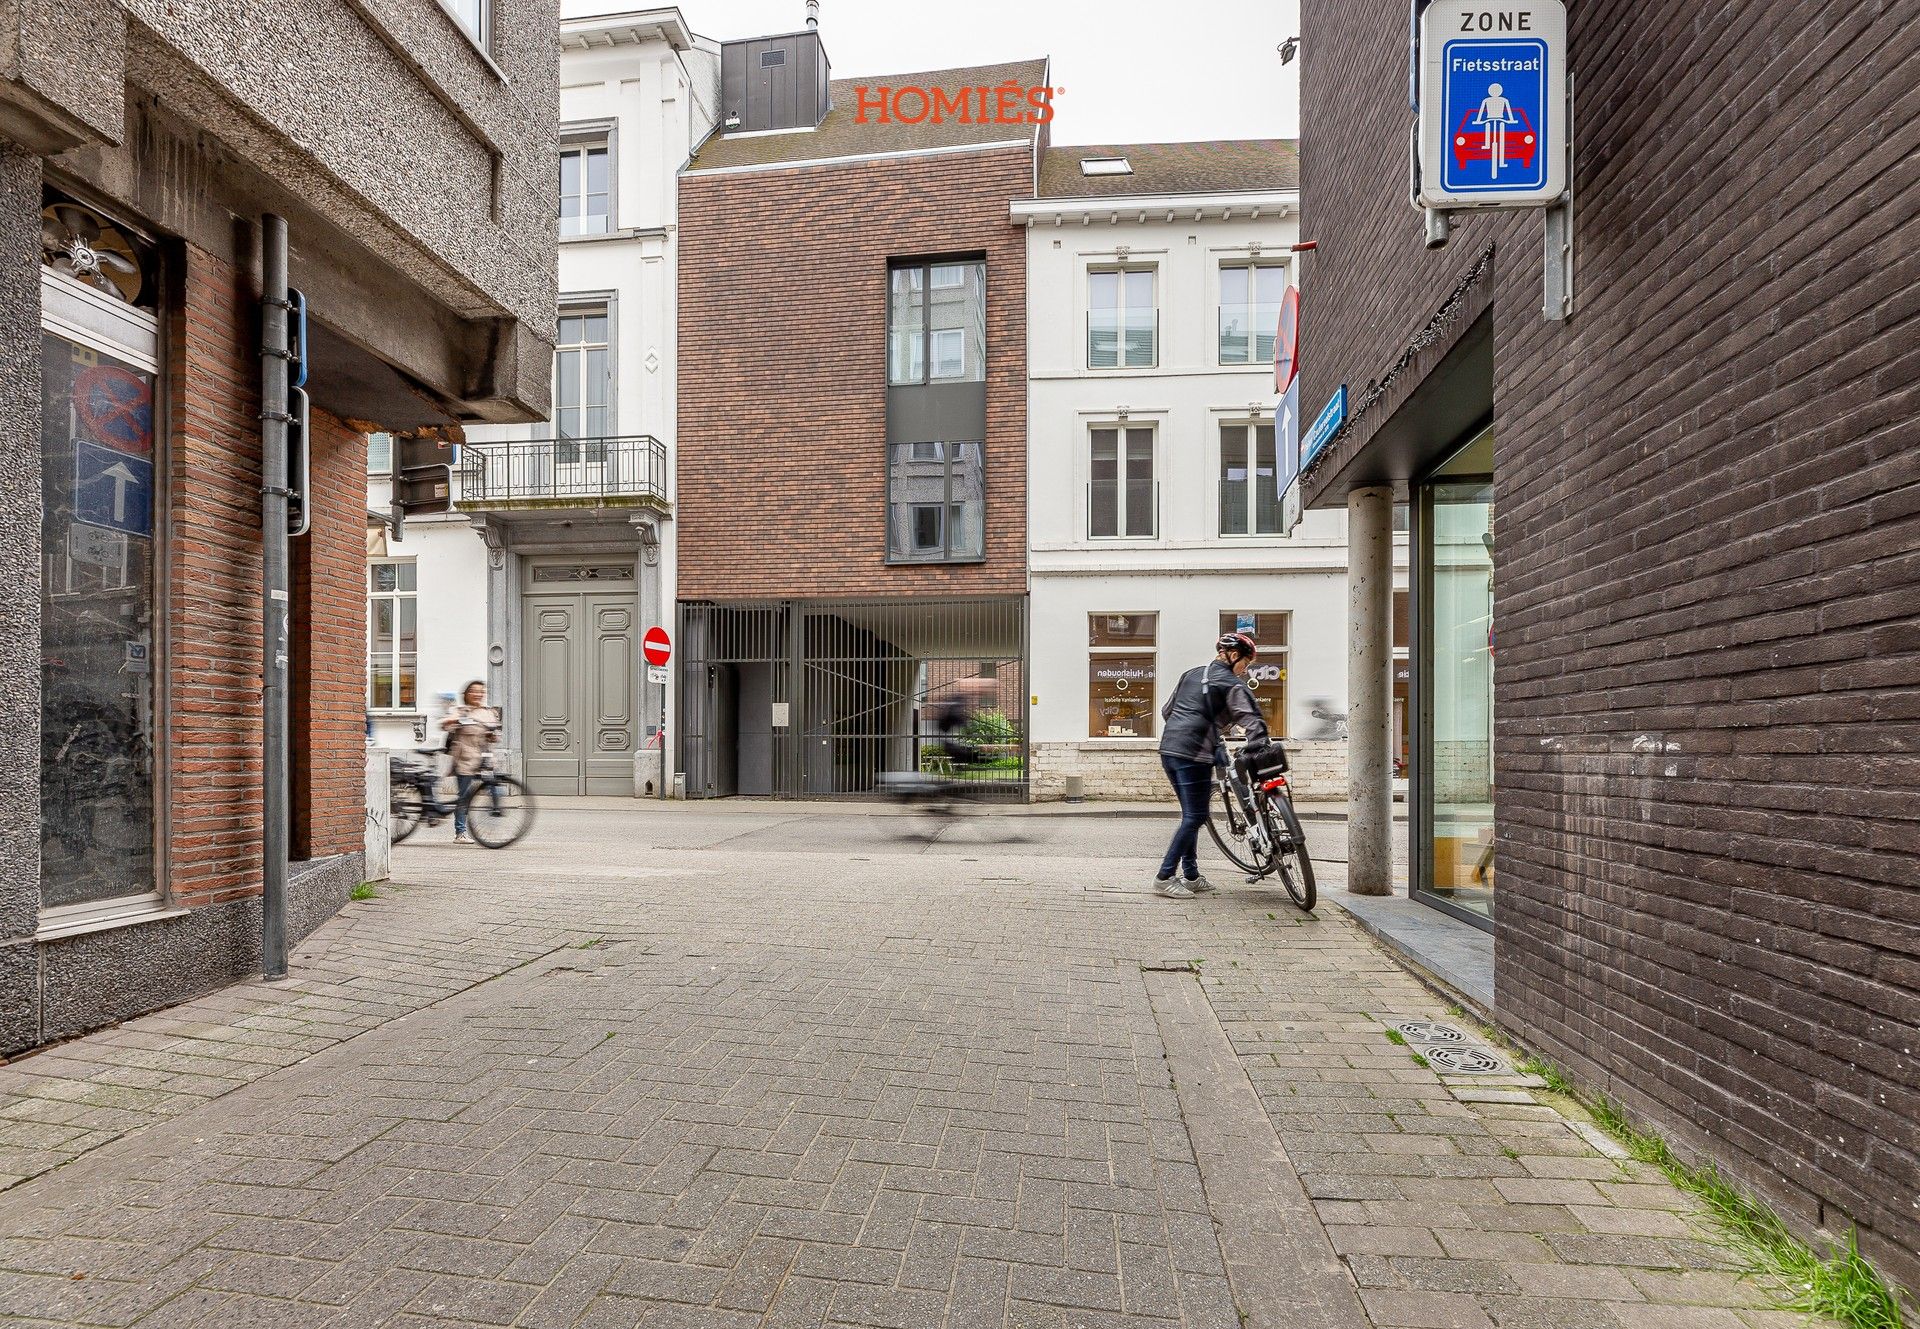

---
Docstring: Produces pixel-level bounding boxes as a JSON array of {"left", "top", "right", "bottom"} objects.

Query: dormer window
[{"left": 1080, "top": 157, "right": 1133, "bottom": 177}]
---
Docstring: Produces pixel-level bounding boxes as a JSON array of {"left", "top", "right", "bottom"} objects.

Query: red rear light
[{"left": 1262, "top": 777, "right": 1287, "bottom": 792}]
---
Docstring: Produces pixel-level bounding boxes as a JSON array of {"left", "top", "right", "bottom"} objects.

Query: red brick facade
[
  {"left": 677, "top": 146, "right": 1031, "bottom": 601},
  {"left": 1299, "top": 1, "right": 1920, "bottom": 1285},
  {"left": 166, "top": 245, "right": 364, "bottom": 909}
]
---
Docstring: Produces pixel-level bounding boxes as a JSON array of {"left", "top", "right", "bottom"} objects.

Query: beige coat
[{"left": 443, "top": 704, "right": 500, "bottom": 776}]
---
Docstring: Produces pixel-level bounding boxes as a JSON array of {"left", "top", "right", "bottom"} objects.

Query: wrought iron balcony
[{"left": 456, "top": 435, "right": 668, "bottom": 509}]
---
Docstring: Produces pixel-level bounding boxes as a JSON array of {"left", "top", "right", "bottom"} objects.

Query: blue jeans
[
  {"left": 1158, "top": 756, "right": 1214, "bottom": 880},
  {"left": 454, "top": 774, "right": 499, "bottom": 836}
]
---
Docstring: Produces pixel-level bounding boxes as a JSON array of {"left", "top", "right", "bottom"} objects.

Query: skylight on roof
[{"left": 1080, "top": 157, "right": 1133, "bottom": 176}]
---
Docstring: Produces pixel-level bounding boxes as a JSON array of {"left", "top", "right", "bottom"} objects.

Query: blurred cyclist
[
  {"left": 1153, "top": 632, "right": 1269, "bottom": 897},
  {"left": 927, "top": 675, "right": 996, "bottom": 770}
]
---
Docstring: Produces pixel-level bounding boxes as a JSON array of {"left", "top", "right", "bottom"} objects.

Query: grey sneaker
[
  {"left": 1155, "top": 876, "right": 1195, "bottom": 899},
  {"left": 1184, "top": 874, "right": 1216, "bottom": 893},
  {"left": 454, "top": 832, "right": 474, "bottom": 844}
]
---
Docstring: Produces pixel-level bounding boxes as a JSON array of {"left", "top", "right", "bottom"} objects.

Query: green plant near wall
[
  {"left": 1581, "top": 1095, "right": 1910, "bottom": 1329},
  {"left": 962, "top": 708, "right": 1019, "bottom": 747}
]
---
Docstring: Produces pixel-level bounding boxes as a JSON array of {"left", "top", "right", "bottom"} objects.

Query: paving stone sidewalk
[{"left": 0, "top": 805, "right": 1824, "bottom": 1328}]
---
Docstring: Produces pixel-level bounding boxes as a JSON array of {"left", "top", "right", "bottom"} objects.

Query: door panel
[
  {"left": 524, "top": 599, "right": 581, "bottom": 793},
  {"left": 585, "top": 597, "right": 637, "bottom": 795}
]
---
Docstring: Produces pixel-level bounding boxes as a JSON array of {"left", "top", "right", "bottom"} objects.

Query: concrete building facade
[
  {"left": 1297, "top": 0, "right": 1920, "bottom": 1286},
  {"left": 3, "top": 0, "right": 557, "bottom": 1053},
  {"left": 1017, "top": 140, "right": 1389, "bottom": 801},
  {"left": 369, "top": 4, "right": 717, "bottom": 807}
]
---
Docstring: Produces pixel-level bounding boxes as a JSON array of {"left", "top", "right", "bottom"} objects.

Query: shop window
[
  {"left": 1089, "top": 613, "right": 1157, "bottom": 737},
  {"left": 1218, "top": 612, "right": 1289, "bottom": 738},
  {"left": 39, "top": 261, "right": 160, "bottom": 911},
  {"left": 368, "top": 560, "right": 419, "bottom": 711}
]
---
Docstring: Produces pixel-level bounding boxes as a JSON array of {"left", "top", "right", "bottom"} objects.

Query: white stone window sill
[
  {"left": 1076, "top": 738, "right": 1160, "bottom": 751},
  {"left": 36, "top": 894, "right": 186, "bottom": 943}
]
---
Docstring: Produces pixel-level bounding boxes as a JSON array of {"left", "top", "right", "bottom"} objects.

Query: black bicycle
[
  {"left": 1206, "top": 743, "right": 1316, "bottom": 911},
  {"left": 390, "top": 731, "right": 535, "bottom": 849}
]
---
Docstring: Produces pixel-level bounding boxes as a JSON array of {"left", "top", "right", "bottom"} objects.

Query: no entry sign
[{"left": 643, "top": 626, "right": 672, "bottom": 667}]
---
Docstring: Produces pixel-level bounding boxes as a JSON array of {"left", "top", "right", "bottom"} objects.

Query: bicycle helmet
[{"left": 1215, "top": 631, "right": 1258, "bottom": 659}]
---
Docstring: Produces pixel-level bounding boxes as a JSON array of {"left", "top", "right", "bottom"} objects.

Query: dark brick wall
[
  {"left": 677, "top": 146, "right": 1030, "bottom": 602},
  {"left": 1301, "top": 0, "right": 1920, "bottom": 1285}
]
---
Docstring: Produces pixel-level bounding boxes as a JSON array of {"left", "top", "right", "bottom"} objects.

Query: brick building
[
  {"left": 1, "top": 0, "right": 557, "bottom": 1053},
  {"left": 1296, "top": 0, "right": 1918, "bottom": 1285},
  {"left": 675, "top": 27, "right": 1042, "bottom": 796}
]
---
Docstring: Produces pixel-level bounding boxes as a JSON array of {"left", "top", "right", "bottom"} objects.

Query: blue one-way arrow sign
[{"left": 73, "top": 439, "right": 154, "bottom": 539}]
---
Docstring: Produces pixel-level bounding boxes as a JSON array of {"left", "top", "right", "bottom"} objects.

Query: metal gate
[{"left": 679, "top": 597, "right": 1026, "bottom": 800}]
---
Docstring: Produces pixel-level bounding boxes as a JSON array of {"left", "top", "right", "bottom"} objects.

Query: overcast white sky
[{"left": 663, "top": 1, "right": 1300, "bottom": 145}]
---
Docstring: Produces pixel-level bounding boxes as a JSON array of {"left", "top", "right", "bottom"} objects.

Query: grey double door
[{"left": 522, "top": 592, "right": 637, "bottom": 796}]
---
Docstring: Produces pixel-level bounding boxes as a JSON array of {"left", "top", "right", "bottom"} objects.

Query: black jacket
[{"left": 1158, "top": 660, "right": 1269, "bottom": 764}]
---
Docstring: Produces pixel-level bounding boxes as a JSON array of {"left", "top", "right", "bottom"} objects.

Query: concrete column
[{"left": 1347, "top": 486, "right": 1395, "bottom": 896}]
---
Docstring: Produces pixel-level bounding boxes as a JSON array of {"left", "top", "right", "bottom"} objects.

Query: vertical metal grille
[{"left": 678, "top": 597, "right": 1027, "bottom": 800}]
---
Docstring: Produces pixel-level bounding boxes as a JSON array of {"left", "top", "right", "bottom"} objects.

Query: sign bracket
[{"left": 1543, "top": 75, "right": 1575, "bottom": 321}]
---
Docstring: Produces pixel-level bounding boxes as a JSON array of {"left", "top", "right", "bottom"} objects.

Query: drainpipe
[{"left": 260, "top": 214, "right": 291, "bottom": 979}]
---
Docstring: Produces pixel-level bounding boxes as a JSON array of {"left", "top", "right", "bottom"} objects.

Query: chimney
[{"left": 805, "top": 1, "right": 819, "bottom": 29}]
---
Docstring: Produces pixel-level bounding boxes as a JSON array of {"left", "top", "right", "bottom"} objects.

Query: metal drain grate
[
  {"left": 1421, "top": 1045, "right": 1510, "bottom": 1075},
  {"left": 1392, "top": 1019, "right": 1467, "bottom": 1045}
]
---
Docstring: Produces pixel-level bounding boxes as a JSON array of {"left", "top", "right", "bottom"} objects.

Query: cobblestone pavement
[{"left": 0, "top": 804, "right": 1820, "bottom": 1328}]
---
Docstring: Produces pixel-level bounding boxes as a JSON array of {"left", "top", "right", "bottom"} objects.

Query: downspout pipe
[{"left": 260, "top": 214, "right": 291, "bottom": 980}]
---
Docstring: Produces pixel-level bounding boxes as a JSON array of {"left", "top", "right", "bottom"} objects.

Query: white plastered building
[
  {"left": 367, "top": 4, "right": 718, "bottom": 799},
  {"left": 1019, "top": 142, "right": 1408, "bottom": 800}
]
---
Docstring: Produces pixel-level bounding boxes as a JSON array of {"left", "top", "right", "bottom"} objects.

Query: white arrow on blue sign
[{"left": 73, "top": 439, "right": 154, "bottom": 539}]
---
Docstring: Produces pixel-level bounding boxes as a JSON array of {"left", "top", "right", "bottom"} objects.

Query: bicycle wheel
[
  {"left": 462, "top": 775, "right": 535, "bottom": 848},
  {"left": 1205, "top": 773, "right": 1269, "bottom": 875},
  {"left": 1265, "top": 795, "right": 1317, "bottom": 912},
  {"left": 390, "top": 785, "right": 423, "bottom": 844}
]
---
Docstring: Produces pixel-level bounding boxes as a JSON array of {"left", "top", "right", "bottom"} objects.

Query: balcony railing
[{"left": 458, "top": 435, "right": 668, "bottom": 506}]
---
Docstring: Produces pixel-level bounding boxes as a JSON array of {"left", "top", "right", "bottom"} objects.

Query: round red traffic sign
[
  {"left": 643, "top": 626, "right": 672, "bottom": 667},
  {"left": 1273, "top": 285, "right": 1301, "bottom": 395}
]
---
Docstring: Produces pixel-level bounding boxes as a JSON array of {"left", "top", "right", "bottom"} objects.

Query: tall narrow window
[
  {"left": 367, "top": 432, "right": 393, "bottom": 475},
  {"left": 1219, "top": 262, "right": 1288, "bottom": 364},
  {"left": 1219, "top": 422, "right": 1284, "bottom": 536},
  {"left": 1088, "top": 614, "right": 1157, "bottom": 738},
  {"left": 887, "top": 442, "right": 985, "bottom": 562},
  {"left": 1089, "top": 426, "right": 1156, "bottom": 539},
  {"left": 1088, "top": 268, "right": 1156, "bottom": 368},
  {"left": 1218, "top": 612, "right": 1289, "bottom": 737},
  {"left": 559, "top": 142, "right": 611, "bottom": 237},
  {"left": 888, "top": 260, "right": 985, "bottom": 385},
  {"left": 368, "top": 560, "right": 418, "bottom": 711},
  {"left": 554, "top": 308, "right": 611, "bottom": 463}
]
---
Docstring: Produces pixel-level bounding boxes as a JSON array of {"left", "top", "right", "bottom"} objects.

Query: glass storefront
[
  {"left": 1415, "top": 430, "right": 1494, "bottom": 925},
  {"left": 39, "top": 269, "right": 161, "bottom": 912}
]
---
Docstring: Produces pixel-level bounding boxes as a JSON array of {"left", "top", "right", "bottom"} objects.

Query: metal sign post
[{"left": 260, "top": 214, "right": 290, "bottom": 981}]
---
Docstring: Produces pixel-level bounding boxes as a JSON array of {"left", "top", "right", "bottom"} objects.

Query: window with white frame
[
  {"left": 443, "top": 0, "right": 487, "bottom": 47},
  {"left": 559, "top": 140, "right": 611, "bottom": 237},
  {"left": 368, "top": 561, "right": 418, "bottom": 711},
  {"left": 1089, "top": 426, "right": 1155, "bottom": 539},
  {"left": 1087, "top": 267, "right": 1156, "bottom": 368},
  {"left": 1219, "top": 421, "right": 1284, "bottom": 536},
  {"left": 1219, "top": 261, "right": 1288, "bottom": 364},
  {"left": 554, "top": 307, "right": 611, "bottom": 464}
]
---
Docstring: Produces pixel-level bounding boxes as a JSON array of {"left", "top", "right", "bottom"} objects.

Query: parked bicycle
[
  {"left": 390, "top": 727, "right": 535, "bottom": 848},
  {"left": 1206, "top": 742, "right": 1316, "bottom": 911}
]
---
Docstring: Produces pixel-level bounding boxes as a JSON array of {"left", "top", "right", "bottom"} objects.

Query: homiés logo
[{"left": 853, "top": 83, "right": 1059, "bottom": 126}]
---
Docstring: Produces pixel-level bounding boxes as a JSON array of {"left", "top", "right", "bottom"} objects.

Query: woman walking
[
  {"left": 441, "top": 679, "right": 500, "bottom": 844},
  {"left": 1154, "top": 632, "right": 1269, "bottom": 897}
]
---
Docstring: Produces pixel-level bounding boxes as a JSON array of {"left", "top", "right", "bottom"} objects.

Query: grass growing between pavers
[
  {"left": 1581, "top": 1095, "right": 1911, "bottom": 1329},
  {"left": 348, "top": 882, "right": 378, "bottom": 901}
]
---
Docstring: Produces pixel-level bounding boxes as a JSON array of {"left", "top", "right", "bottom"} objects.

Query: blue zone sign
[
  {"left": 1418, "top": 2, "right": 1567, "bottom": 209},
  {"left": 73, "top": 439, "right": 154, "bottom": 539}
]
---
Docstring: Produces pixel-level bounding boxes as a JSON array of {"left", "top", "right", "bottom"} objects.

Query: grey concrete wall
[
  {"left": 11, "top": 852, "right": 358, "bottom": 1055},
  {"left": 0, "top": 146, "right": 42, "bottom": 1054}
]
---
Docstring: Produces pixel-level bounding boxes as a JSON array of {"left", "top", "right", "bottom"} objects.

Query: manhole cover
[
  {"left": 1423, "top": 1046, "right": 1508, "bottom": 1075},
  {"left": 1393, "top": 1019, "right": 1467, "bottom": 1045}
]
